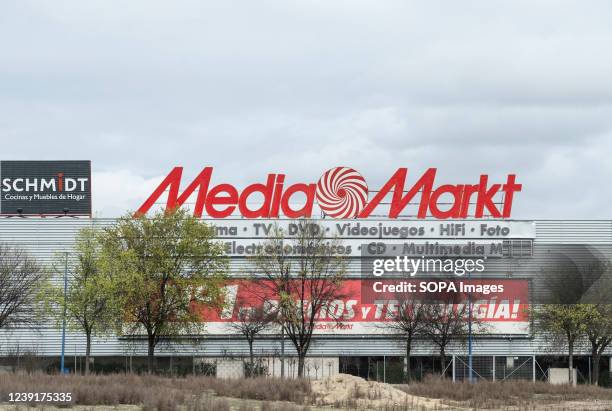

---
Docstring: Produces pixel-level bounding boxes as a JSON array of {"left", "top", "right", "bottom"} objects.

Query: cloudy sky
[{"left": 1, "top": 1, "right": 611, "bottom": 218}]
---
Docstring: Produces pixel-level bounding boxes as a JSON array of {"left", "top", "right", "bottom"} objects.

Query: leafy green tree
[
  {"left": 45, "top": 227, "right": 118, "bottom": 374},
  {"left": 583, "top": 304, "right": 612, "bottom": 385},
  {"left": 99, "top": 208, "right": 227, "bottom": 373},
  {"left": 536, "top": 260, "right": 611, "bottom": 385},
  {"left": 534, "top": 304, "right": 591, "bottom": 384}
]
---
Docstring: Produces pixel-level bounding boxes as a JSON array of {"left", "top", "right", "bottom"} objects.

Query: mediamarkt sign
[{"left": 136, "top": 166, "right": 521, "bottom": 219}]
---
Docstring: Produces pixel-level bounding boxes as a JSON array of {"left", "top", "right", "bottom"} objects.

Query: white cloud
[
  {"left": 92, "top": 170, "right": 164, "bottom": 217},
  {"left": 1, "top": 1, "right": 611, "bottom": 217}
]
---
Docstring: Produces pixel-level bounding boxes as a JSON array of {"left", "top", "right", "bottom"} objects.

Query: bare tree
[
  {"left": 229, "top": 303, "right": 274, "bottom": 377},
  {"left": 380, "top": 296, "right": 427, "bottom": 383},
  {"left": 0, "top": 244, "right": 46, "bottom": 330},
  {"left": 421, "top": 294, "right": 482, "bottom": 376},
  {"left": 252, "top": 219, "right": 347, "bottom": 378}
]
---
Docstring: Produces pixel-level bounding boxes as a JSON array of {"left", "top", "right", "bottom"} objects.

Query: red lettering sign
[{"left": 136, "top": 166, "right": 521, "bottom": 219}]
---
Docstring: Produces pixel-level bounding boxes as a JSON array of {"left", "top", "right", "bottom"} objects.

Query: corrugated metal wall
[{"left": 0, "top": 219, "right": 610, "bottom": 358}]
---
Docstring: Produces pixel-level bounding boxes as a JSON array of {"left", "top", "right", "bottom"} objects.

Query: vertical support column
[
  {"left": 492, "top": 355, "right": 496, "bottom": 382},
  {"left": 452, "top": 355, "right": 456, "bottom": 382},
  {"left": 532, "top": 355, "right": 536, "bottom": 382},
  {"left": 60, "top": 252, "right": 68, "bottom": 374}
]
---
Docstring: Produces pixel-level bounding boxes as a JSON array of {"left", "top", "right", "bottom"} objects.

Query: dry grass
[
  {"left": 398, "top": 376, "right": 612, "bottom": 409},
  {"left": 0, "top": 373, "right": 312, "bottom": 411},
  {"left": 3, "top": 372, "right": 611, "bottom": 410}
]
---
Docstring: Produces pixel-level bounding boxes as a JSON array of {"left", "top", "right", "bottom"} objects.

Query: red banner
[{"left": 193, "top": 279, "right": 529, "bottom": 335}]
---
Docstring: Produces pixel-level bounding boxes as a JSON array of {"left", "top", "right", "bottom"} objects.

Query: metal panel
[{"left": 0, "top": 218, "right": 610, "bottom": 357}]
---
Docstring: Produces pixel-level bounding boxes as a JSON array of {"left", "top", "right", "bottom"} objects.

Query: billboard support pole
[
  {"left": 60, "top": 252, "right": 68, "bottom": 374},
  {"left": 468, "top": 270, "right": 473, "bottom": 383}
]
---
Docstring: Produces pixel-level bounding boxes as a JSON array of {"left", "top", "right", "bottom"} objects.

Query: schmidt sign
[{"left": 0, "top": 161, "right": 91, "bottom": 216}]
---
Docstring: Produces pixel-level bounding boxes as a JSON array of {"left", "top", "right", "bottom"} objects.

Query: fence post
[
  {"left": 492, "top": 355, "right": 496, "bottom": 382},
  {"left": 588, "top": 357, "right": 592, "bottom": 384},
  {"left": 452, "top": 355, "right": 456, "bottom": 382},
  {"left": 532, "top": 355, "right": 536, "bottom": 382},
  {"left": 383, "top": 356, "right": 386, "bottom": 383}
]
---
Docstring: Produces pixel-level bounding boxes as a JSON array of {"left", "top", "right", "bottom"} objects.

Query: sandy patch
[{"left": 311, "top": 373, "right": 457, "bottom": 410}]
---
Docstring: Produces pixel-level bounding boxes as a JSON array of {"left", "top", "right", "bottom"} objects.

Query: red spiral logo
[{"left": 316, "top": 167, "right": 368, "bottom": 218}]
